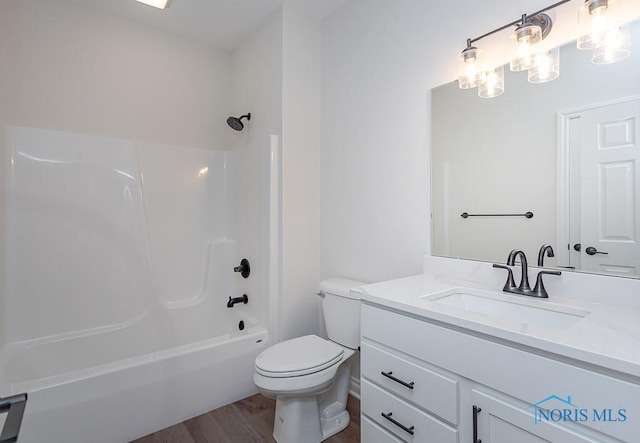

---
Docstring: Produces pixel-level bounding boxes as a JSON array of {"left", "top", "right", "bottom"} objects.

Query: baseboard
[{"left": 348, "top": 375, "right": 360, "bottom": 399}]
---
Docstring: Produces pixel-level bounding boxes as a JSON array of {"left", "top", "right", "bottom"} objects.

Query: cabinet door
[
  {"left": 472, "top": 390, "right": 606, "bottom": 443},
  {"left": 361, "top": 415, "right": 404, "bottom": 443}
]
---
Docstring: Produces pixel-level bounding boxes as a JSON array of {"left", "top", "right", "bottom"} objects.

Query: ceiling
[{"left": 66, "top": 0, "right": 350, "bottom": 51}]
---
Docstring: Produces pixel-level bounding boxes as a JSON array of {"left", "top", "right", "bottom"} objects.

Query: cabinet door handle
[
  {"left": 381, "top": 371, "right": 415, "bottom": 390},
  {"left": 381, "top": 412, "right": 414, "bottom": 436},
  {"left": 473, "top": 405, "right": 482, "bottom": 443}
]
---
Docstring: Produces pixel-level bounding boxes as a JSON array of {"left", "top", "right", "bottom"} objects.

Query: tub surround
[
  {"left": 359, "top": 256, "right": 640, "bottom": 442},
  {"left": 0, "top": 125, "right": 274, "bottom": 443}
]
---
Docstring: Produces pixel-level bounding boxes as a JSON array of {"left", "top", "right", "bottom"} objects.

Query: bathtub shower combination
[{"left": 0, "top": 124, "right": 278, "bottom": 442}]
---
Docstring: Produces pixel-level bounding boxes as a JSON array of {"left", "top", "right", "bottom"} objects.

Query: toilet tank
[{"left": 318, "top": 278, "right": 365, "bottom": 349}]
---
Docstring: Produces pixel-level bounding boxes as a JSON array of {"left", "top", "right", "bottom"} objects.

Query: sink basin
[{"left": 424, "top": 288, "right": 590, "bottom": 330}]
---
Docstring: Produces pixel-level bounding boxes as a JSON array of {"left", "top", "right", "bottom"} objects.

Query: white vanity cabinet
[
  {"left": 360, "top": 303, "right": 640, "bottom": 443},
  {"left": 471, "top": 389, "right": 596, "bottom": 443}
]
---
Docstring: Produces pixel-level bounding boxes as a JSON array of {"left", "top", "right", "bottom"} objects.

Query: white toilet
[{"left": 254, "top": 278, "right": 364, "bottom": 443}]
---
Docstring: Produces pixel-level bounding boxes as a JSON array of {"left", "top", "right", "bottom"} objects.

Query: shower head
[{"left": 227, "top": 113, "right": 251, "bottom": 131}]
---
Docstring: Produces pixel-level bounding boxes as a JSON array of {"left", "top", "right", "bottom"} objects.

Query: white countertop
[{"left": 359, "top": 272, "right": 640, "bottom": 379}]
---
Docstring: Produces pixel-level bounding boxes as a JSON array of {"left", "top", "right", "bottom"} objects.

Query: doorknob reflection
[{"left": 585, "top": 246, "right": 608, "bottom": 256}]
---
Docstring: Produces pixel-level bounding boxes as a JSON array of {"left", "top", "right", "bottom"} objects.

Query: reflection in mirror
[{"left": 431, "top": 19, "right": 640, "bottom": 278}]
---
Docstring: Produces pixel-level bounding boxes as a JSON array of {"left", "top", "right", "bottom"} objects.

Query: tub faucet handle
[{"left": 233, "top": 258, "right": 251, "bottom": 278}]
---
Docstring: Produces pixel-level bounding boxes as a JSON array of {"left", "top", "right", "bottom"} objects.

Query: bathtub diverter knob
[
  {"left": 233, "top": 258, "right": 251, "bottom": 278},
  {"left": 227, "top": 294, "right": 248, "bottom": 308}
]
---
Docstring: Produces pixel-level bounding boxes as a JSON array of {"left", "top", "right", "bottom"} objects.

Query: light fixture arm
[{"left": 467, "top": 0, "right": 571, "bottom": 45}]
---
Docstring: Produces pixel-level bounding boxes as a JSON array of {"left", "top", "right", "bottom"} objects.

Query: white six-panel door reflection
[{"left": 579, "top": 98, "right": 640, "bottom": 277}]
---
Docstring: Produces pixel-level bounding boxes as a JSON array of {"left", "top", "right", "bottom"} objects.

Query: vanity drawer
[
  {"left": 361, "top": 415, "right": 404, "bottom": 443},
  {"left": 361, "top": 342, "right": 458, "bottom": 425},
  {"left": 362, "top": 379, "right": 458, "bottom": 443}
]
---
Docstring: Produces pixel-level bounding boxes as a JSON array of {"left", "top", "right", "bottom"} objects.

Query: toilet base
[
  {"left": 272, "top": 397, "right": 350, "bottom": 443},
  {"left": 271, "top": 359, "right": 353, "bottom": 443}
]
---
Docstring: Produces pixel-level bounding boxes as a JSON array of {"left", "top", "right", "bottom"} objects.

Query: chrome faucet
[
  {"left": 537, "top": 244, "right": 555, "bottom": 267},
  {"left": 493, "top": 249, "right": 561, "bottom": 298}
]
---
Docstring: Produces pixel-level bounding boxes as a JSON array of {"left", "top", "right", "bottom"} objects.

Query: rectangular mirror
[{"left": 431, "top": 19, "right": 640, "bottom": 278}]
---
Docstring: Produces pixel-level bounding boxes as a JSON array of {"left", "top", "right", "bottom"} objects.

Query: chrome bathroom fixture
[
  {"left": 227, "top": 113, "right": 251, "bottom": 131},
  {"left": 457, "top": 0, "right": 632, "bottom": 97}
]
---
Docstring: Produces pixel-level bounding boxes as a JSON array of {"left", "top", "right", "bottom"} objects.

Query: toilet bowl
[{"left": 254, "top": 278, "right": 364, "bottom": 443}]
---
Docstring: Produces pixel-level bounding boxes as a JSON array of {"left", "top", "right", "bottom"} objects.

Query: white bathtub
[
  {"left": 1, "top": 314, "right": 268, "bottom": 443},
  {"left": 0, "top": 125, "right": 277, "bottom": 442}
]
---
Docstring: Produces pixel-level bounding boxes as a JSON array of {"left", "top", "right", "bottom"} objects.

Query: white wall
[
  {"left": 0, "top": 0, "right": 232, "bottom": 149},
  {"left": 319, "top": 0, "right": 621, "bottom": 283},
  {"left": 0, "top": 126, "right": 7, "bottom": 348},
  {"left": 281, "top": 7, "right": 323, "bottom": 340}
]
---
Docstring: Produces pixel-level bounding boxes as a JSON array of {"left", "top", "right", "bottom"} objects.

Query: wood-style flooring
[{"left": 132, "top": 394, "right": 360, "bottom": 443}]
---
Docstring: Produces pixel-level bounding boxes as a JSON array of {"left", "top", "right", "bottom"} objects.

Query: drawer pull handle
[
  {"left": 381, "top": 412, "right": 414, "bottom": 436},
  {"left": 381, "top": 371, "right": 414, "bottom": 390},
  {"left": 473, "top": 405, "right": 482, "bottom": 443}
]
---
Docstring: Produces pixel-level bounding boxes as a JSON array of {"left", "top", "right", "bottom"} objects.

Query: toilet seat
[{"left": 255, "top": 335, "right": 344, "bottom": 378}]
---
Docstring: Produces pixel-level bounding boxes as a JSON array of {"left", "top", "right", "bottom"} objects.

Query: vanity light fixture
[
  {"left": 577, "top": 0, "right": 617, "bottom": 49},
  {"left": 457, "top": 1, "right": 569, "bottom": 96},
  {"left": 456, "top": 0, "right": 632, "bottom": 97},
  {"left": 577, "top": 0, "right": 630, "bottom": 64},
  {"left": 135, "top": 0, "right": 172, "bottom": 9},
  {"left": 458, "top": 40, "right": 484, "bottom": 89},
  {"left": 510, "top": 14, "right": 550, "bottom": 72}
]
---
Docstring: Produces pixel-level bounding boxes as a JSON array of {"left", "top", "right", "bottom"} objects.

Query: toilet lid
[{"left": 255, "top": 335, "right": 344, "bottom": 378}]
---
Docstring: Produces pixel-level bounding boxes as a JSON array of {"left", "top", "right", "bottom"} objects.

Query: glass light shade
[
  {"left": 478, "top": 66, "right": 504, "bottom": 98},
  {"left": 458, "top": 46, "right": 483, "bottom": 89},
  {"left": 577, "top": 0, "right": 618, "bottom": 50},
  {"left": 591, "top": 26, "right": 631, "bottom": 64},
  {"left": 510, "top": 23, "right": 543, "bottom": 71},
  {"left": 528, "top": 47, "right": 560, "bottom": 83}
]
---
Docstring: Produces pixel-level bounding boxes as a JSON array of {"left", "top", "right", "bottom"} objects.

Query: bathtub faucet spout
[{"left": 227, "top": 294, "right": 248, "bottom": 308}]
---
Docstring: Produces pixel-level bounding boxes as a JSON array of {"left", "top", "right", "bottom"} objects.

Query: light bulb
[
  {"left": 529, "top": 47, "right": 560, "bottom": 83},
  {"left": 577, "top": 0, "right": 620, "bottom": 50},
  {"left": 458, "top": 45, "right": 483, "bottom": 89},
  {"left": 591, "top": 26, "right": 631, "bottom": 64},
  {"left": 478, "top": 66, "right": 504, "bottom": 98},
  {"left": 510, "top": 22, "right": 543, "bottom": 71}
]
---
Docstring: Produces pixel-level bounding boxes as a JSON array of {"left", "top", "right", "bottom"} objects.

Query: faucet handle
[
  {"left": 532, "top": 270, "right": 561, "bottom": 298},
  {"left": 493, "top": 264, "right": 517, "bottom": 292}
]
